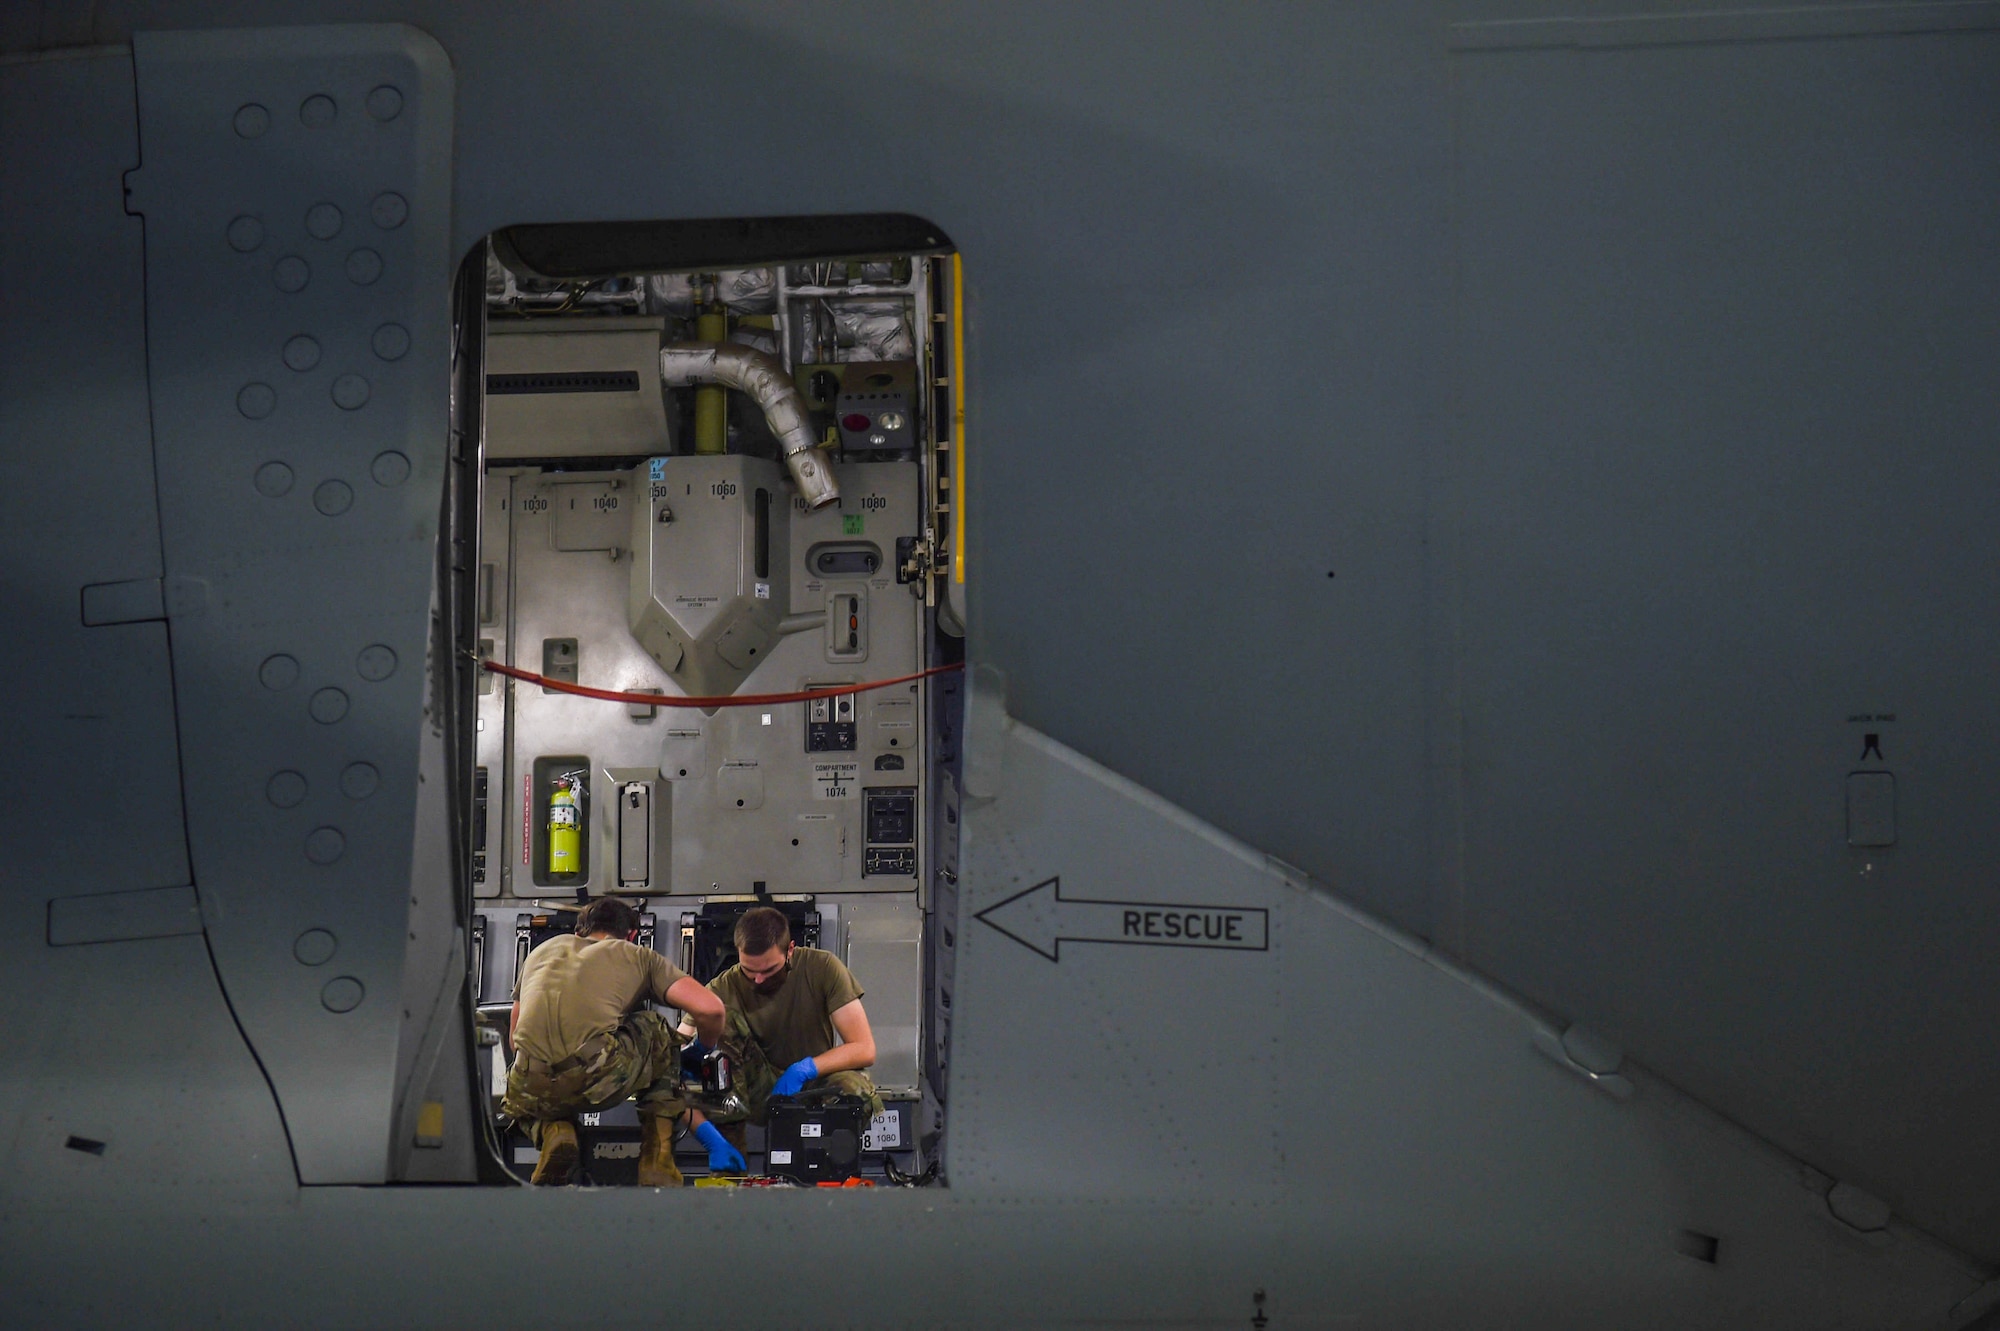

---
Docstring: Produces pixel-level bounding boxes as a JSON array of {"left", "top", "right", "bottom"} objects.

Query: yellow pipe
[
  {"left": 951, "top": 254, "right": 966, "bottom": 584},
  {"left": 694, "top": 306, "right": 727, "bottom": 454}
]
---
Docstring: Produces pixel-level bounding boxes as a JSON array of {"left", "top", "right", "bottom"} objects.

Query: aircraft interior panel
[{"left": 466, "top": 244, "right": 957, "bottom": 1183}]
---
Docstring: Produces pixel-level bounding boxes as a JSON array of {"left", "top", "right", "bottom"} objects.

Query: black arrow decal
[{"left": 974, "top": 876, "right": 1269, "bottom": 962}]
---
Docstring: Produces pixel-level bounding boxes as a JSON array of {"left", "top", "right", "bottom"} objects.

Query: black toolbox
[{"left": 764, "top": 1094, "right": 868, "bottom": 1184}]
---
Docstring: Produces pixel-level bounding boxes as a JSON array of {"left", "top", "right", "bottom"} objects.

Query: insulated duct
[{"left": 659, "top": 343, "right": 840, "bottom": 508}]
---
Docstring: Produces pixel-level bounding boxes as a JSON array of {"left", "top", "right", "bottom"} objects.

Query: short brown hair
[
  {"left": 575, "top": 897, "right": 640, "bottom": 939},
  {"left": 734, "top": 905, "right": 791, "bottom": 957}
]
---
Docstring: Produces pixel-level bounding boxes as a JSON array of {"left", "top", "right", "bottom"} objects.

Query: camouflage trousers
[
  {"left": 711, "top": 1007, "right": 883, "bottom": 1125},
  {"left": 501, "top": 1009, "right": 687, "bottom": 1143}
]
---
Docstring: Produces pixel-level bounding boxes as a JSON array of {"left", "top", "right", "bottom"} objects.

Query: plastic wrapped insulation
[
  {"left": 797, "top": 300, "right": 913, "bottom": 363},
  {"left": 645, "top": 269, "right": 778, "bottom": 316},
  {"left": 659, "top": 343, "right": 840, "bottom": 509},
  {"left": 727, "top": 323, "right": 780, "bottom": 356},
  {"left": 718, "top": 268, "right": 777, "bottom": 312},
  {"left": 485, "top": 247, "right": 511, "bottom": 301},
  {"left": 786, "top": 261, "right": 903, "bottom": 285},
  {"left": 841, "top": 304, "right": 914, "bottom": 360},
  {"left": 486, "top": 250, "right": 647, "bottom": 313},
  {"left": 644, "top": 273, "right": 695, "bottom": 315}
]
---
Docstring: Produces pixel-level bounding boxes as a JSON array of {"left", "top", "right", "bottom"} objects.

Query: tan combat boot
[
  {"left": 530, "top": 1119, "right": 578, "bottom": 1186},
  {"left": 637, "top": 1113, "right": 683, "bottom": 1188}
]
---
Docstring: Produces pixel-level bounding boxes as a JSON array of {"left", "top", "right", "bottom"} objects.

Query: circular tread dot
[
  {"left": 370, "top": 451, "right": 411, "bottom": 487},
  {"left": 305, "top": 826, "right": 345, "bottom": 865},
  {"left": 273, "top": 256, "right": 310, "bottom": 293},
  {"left": 226, "top": 215, "right": 264, "bottom": 252},
  {"left": 365, "top": 85, "right": 404, "bottom": 121},
  {"left": 314, "top": 480, "right": 354, "bottom": 516},
  {"left": 309, "top": 686, "right": 349, "bottom": 723},
  {"left": 345, "top": 248, "right": 383, "bottom": 286},
  {"left": 233, "top": 103, "right": 270, "bottom": 138},
  {"left": 355, "top": 644, "right": 398, "bottom": 681},
  {"left": 266, "top": 770, "right": 308, "bottom": 809},
  {"left": 282, "top": 335, "right": 321, "bottom": 372},
  {"left": 340, "top": 762, "right": 380, "bottom": 800},
  {"left": 304, "top": 202, "right": 343, "bottom": 240},
  {"left": 331, "top": 374, "right": 371, "bottom": 411},
  {"left": 369, "top": 191, "right": 409, "bottom": 230},
  {"left": 299, "top": 94, "right": 337, "bottom": 128},
  {"left": 371, "top": 322, "right": 411, "bottom": 361},
  {"left": 237, "top": 382, "right": 276, "bottom": 419},
  {"left": 294, "top": 929, "right": 338, "bottom": 966},
  {"left": 258, "top": 654, "right": 300, "bottom": 691},
  {"left": 253, "top": 461, "right": 294, "bottom": 498},
  {"left": 320, "top": 976, "right": 364, "bottom": 1013}
]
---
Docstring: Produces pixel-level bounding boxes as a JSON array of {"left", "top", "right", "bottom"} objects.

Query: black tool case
[{"left": 764, "top": 1094, "right": 868, "bottom": 1184}]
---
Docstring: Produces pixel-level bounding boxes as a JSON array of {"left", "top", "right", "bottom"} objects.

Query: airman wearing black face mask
[{"left": 682, "top": 905, "right": 883, "bottom": 1147}]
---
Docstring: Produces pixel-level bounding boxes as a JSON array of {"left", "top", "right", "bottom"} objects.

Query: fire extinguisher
[{"left": 548, "top": 773, "right": 583, "bottom": 877}]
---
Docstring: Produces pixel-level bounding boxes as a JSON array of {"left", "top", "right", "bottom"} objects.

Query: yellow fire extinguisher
[{"left": 548, "top": 774, "right": 583, "bottom": 877}]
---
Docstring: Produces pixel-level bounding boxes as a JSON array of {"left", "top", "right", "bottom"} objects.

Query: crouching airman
[
  {"left": 679, "top": 905, "right": 882, "bottom": 1170},
  {"left": 501, "top": 897, "right": 724, "bottom": 1186}
]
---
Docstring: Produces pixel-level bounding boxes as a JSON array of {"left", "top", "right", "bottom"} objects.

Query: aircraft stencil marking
[
  {"left": 814, "top": 762, "right": 858, "bottom": 798},
  {"left": 974, "top": 876, "right": 1269, "bottom": 962}
]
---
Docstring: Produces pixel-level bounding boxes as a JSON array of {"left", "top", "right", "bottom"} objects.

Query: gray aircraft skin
[{"left": 2, "top": 3, "right": 1997, "bottom": 1328}]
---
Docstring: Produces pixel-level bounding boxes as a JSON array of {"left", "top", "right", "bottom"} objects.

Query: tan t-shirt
[
  {"left": 709, "top": 946, "right": 864, "bottom": 1071},
  {"left": 512, "top": 935, "right": 689, "bottom": 1065}
]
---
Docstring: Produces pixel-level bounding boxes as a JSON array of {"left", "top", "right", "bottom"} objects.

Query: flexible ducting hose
[{"left": 659, "top": 342, "right": 840, "bottom": 508}]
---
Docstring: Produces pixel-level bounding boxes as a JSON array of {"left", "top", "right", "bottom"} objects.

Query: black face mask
[{"left": 751, "top": 955, "right": 791, "bottom": 995}]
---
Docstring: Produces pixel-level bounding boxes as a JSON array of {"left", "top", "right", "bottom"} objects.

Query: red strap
[{"left": 476, "top": 658, "right": 963, "bottom": 709}]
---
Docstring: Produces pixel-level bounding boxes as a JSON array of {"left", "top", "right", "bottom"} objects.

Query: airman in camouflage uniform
[
  {"left": 692, "top": 906, "right": 884, "bottom": 1134},
  {"left": 504, "top": 898, "right": 724, "bottom": 1185}
]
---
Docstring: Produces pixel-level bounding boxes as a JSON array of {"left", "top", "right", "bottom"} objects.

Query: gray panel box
[{"left": 494, "top": 459, "right": 925, "bottom": 898}]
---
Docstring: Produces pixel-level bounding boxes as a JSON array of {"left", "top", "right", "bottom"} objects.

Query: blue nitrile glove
[
  {"left": 679, "top": 1039, "right": 711, "bottom": 1077},
  {"left": 693, "top": 1120, "right": 746, "bottom": 1173},
  {"left": 770, "top": 1056, "right": 819, "bottom": 1099}
]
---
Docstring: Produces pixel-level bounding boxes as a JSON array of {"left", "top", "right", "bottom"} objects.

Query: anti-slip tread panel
[{"left": 130, "top": 24, "right": 454, "bottom": 1183}]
